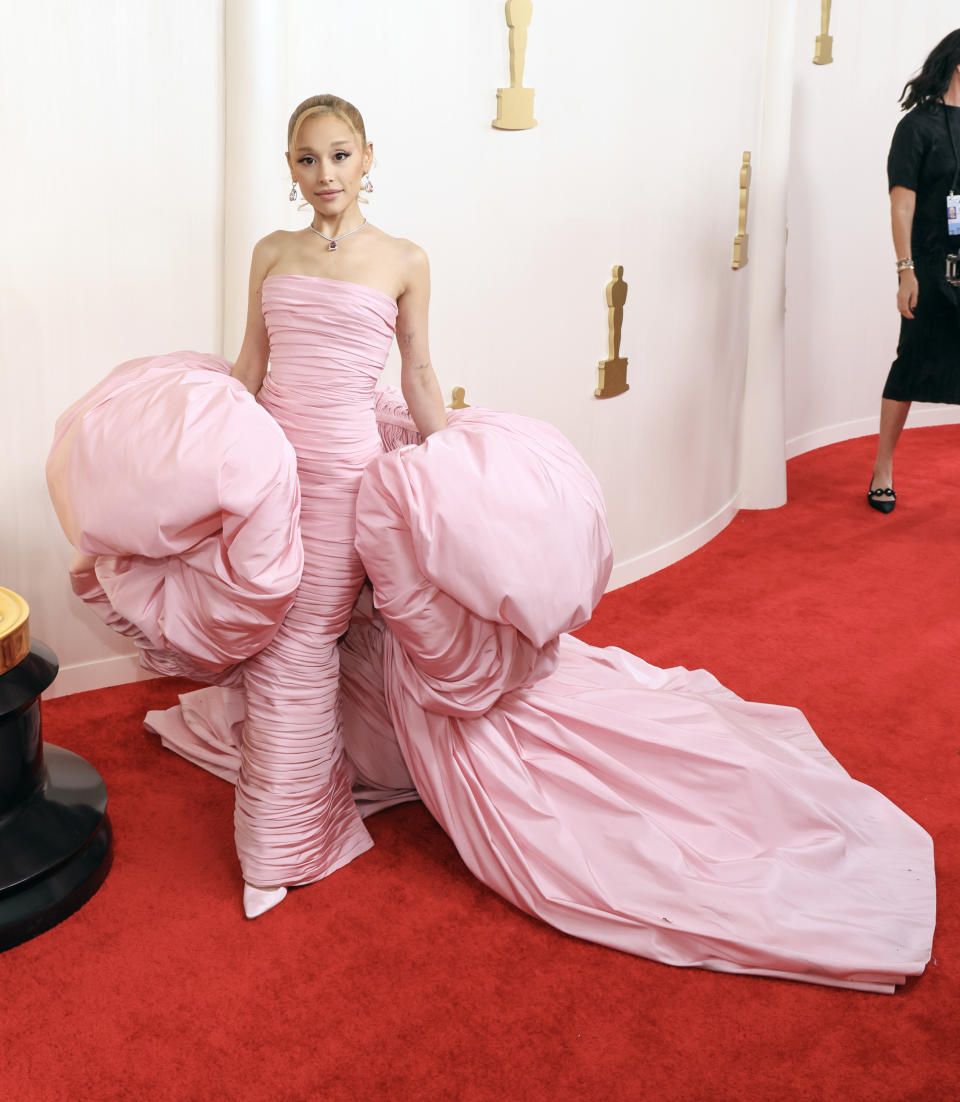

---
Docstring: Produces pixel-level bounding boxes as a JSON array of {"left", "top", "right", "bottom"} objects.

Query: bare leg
[{"left": 871, "top": 398, "right": 911, "bottom": 490}]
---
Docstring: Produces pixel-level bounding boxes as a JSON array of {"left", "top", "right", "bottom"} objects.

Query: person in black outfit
[{"left": 870, "top": 29, "right": 960, "bottom": 513}]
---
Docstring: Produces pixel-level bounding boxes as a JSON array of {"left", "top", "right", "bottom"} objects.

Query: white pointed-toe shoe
[{"left": 243, "top": 883, "right": 287, "bottom": 919}]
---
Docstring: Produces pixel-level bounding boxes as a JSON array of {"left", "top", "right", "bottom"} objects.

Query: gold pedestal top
[{"left": 0, "top": 587, "right": 31, "bottom": 675}]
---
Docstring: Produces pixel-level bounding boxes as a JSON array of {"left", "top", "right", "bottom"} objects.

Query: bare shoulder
[
  {"left": 252, "top": 230, "right": 296, "bottom": 269},
  {"left": 392, "top": 234, "right": 427, "bottom": 266},
  {"left": 383, "top": 232, "right": 429, "bottom": 292},
  {"left": 361, "top": 225, "right": 428, "bottom": 297},
  {"left": 398, "top": 237, "right": 429, "bottom": 276},
  {"left": 366, "top": 225, "right": 426, "bottom": 260}
]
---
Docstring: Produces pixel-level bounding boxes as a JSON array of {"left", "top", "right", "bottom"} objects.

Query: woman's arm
[
  {"left": 890, "top": 185, "right": 918, "bottom": 319},
  {"left": 396, "top": 245, "right": 447, "bottom": 438},
  {"left": 231, "top": 239, "right": 276, "bottom": 395}
]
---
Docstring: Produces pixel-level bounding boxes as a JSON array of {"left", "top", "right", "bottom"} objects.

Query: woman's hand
[
  {"left": 890, "top": 186, "right": 917, "bottom": 321},
  {"left": 897, "top": 269, "right": 918, "bottom": 319}
]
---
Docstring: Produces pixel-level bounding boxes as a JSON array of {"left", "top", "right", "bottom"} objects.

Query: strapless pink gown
[
  {"left": 235, "top": 275, "right": 398, "bottom": 886},
  {"left": 46, "top": 285, "right": 936, "bottom": 992}
]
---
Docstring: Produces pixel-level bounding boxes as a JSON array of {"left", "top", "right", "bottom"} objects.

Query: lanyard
[{"left": 944, "top": 103, "right": 960, "bottom": 193}]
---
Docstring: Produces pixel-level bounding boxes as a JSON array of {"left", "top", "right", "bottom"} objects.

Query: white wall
[
  {"left": 0, "top": 0, "right": 224, "bottom": 693},
  {"left": 785, "top": 0, "right": 960, "bottom": 456}
]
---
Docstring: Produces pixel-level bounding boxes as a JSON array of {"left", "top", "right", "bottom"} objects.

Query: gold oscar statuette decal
[
  {"left": 0, "top": 586, "right": 31, "bottom": 675},
  {"left": 813, "top": 0, "right": 834, "bottom": 65},
  {"left": 731, "top": 152, "right": 752, "bottom": 271},
  {"left": 493, "top": 0, "right": 537, "bottom": 131},
  {"left": 595, "top": 266, "right": 629, "bottom": 399},
  {"left": 448, "top": 386, "right": 470, "bottom": 409}
]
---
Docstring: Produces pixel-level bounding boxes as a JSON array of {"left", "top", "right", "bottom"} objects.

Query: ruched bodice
[
  {"left": 236, "top": 275, "right": 400, "bottom": 887},
  {"left": 260, "top": 276, "right": 398, "bottom": 474}
]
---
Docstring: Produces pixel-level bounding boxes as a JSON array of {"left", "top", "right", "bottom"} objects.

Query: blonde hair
[{"left": 287, "top": 94, "right": 367, "bottom": 151}]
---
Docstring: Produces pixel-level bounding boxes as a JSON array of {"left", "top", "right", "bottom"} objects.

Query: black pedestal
[{"left": 0, "top": 640, "right": 112, "bottom": 951}]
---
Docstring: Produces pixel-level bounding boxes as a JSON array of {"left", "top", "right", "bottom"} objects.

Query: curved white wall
[{"left": 785, "top": 0, "right": 960, "bottom": 456}]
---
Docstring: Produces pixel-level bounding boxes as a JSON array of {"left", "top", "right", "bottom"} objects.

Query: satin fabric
[
  {"left": 145, "top": 396, "right": 934, "bottom": 992},
  {"left": 353, "top": 420, "right": 935, "bottom": 993},
  {"left": 49, "top": 289, "right": 936, "bottom": 990},
  {"left": 235, "top": 276, "right": 398, "bottom": 886},
  {"left": 145, "top": 586, "right": 419, "bottom": 818},
  {"left": 46, "top": 352, "right": 302, "bottom": 683}
]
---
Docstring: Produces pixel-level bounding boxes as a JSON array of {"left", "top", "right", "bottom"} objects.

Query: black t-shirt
[{"left": 887, "top": 102, "right": 960, "bottom": 291}]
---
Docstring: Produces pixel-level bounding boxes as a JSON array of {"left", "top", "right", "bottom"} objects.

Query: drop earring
[
  {"left": 288, "top": 181, "right": 298, "bottom": 202},
  {"left": 361, "top": 174, "right": 373, "bottom": 194}
]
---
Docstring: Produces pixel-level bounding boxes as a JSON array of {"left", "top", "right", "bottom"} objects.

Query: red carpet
[{"left": 3, "top": 427, "right": 958, "bottom": 1102}]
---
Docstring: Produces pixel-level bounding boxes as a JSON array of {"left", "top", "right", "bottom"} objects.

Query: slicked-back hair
[{"left": 287, "top": 94, "right": 367, "bottom": 151}]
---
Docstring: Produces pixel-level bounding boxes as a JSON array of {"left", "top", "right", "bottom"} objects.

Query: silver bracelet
[{"left": 895, "top": 257, "right": 915, "bottom": 272}]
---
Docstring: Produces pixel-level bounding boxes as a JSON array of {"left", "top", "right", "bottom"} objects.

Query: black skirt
[{"left": 883, "top": 280, "right": 960, "bottom": 404}]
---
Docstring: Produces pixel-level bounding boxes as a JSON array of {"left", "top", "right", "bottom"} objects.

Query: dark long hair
[{"left": 901, "top": 29, "right": 960, "bottom": 109}]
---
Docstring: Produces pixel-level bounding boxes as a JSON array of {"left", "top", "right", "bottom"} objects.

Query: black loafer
[{"left": 867, "top": 486, "right": 896, "bottom": 514}]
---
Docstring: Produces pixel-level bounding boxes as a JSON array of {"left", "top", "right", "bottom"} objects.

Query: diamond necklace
[{"left": 308, "top": 218, "right": 367, "bottom": 251}]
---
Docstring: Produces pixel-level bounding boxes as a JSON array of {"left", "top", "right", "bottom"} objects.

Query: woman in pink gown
[
  {"left": 47, "top": 96, "right": 936, "bottom": 989},
  {"left": 227, "top": 96, "right": 446, "bottom": 916}
]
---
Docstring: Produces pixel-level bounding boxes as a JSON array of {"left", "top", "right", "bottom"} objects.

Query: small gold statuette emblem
[
  {"left": 731, "top": 151, "right": 752, "bottom": 270},
  {"left": 595, "top": 266, "right": 629, "bottom": 399},
  {"left": 448, "top": 386, "right": 470, "bottom": 410},
  {"left": 493, "top": 0, "right": 537, "bottom": 131},
  {"left": 813, "top": 0, "right": 834, "bottom": 65},
  {"left": 0, "top": 587, "right": 31, "bottom": 675}
]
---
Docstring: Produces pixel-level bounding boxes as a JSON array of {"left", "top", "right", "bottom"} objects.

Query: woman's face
[{"left": 287, "top": 113, "right": 372, "bottom": 218}]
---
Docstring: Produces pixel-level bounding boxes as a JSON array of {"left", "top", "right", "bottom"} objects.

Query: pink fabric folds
[
  {"left": 232, "top": 276, "right": 401, "bottom": 887},
  {"left": 148, "top": 585, "right": 419, "bottom": 820},
  {"left": 355, "top": 413, "right": 935, "bottom": 994},
  {"left": 362, "top": 408, "right": 612, "bottom": 653},
  {"left": 51, "top": 319, "right": 935, "bottom": 991},
  {"left": 46, "top": 352, "right": 302, "bottom": 682},
  {"left": 355, "top": 408, "right": 613, "bottom": 721}
]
